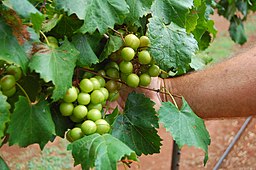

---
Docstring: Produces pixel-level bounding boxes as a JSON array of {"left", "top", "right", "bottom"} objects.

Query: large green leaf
[
  {"left": 56, "top": 0, "right": 129, "bottom": 34},
  {"left": 229, "top": 16, "right": 247, "bottom": 45},
  {"left": 159, "top": 98, "right": 210, "bottom": 165},
  {"left": 99, "top": 35, "right": 123, "bottom": 61},
  {"left": 68, "top": 133, "right": 137, "bottom": 170},
  {"left": 3, "top": 0, "right": 41, "bottom": 18},
  {"left": 0, "top": 18, "right": 29, "bottom": 72},
  {"left": 111, "top": 92, "right": 161, "bottom": 156},
  {"left": 148, "top": 17, "right": 198, "bottom": 74},
  {"left": 0, "top": 156, "right": 9, "bottom": 170},
  {"left": 72, "top": 34, "right": 101, "bottom": 67},
  {"left": 7, "top": 96, "right": 56, "bottom": 149},
  {"left": 125, "top": 0, "right": 154, "bottom": 24},
  {"left": 151, "top": 0, "right": 194, "bottom": 27},
  {"left": 29, "top": 39, "right": 79, "bottom": 101},
  {"left": 0, "top": 93, "right": 10, "bottom": 145}
]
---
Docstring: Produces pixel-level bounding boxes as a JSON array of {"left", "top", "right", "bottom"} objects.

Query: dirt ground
[{"left": 0, "top": 14, "right": 256, "bottom": 170}]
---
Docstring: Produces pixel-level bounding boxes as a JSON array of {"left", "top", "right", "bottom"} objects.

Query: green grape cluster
[
  {"left": 0, "top": 64, "right": 22, "bottom": 97},
  {"left": 59, "top": 76, "right": 111, "bottom": 142},
  {"left": 106, "top": 33, "right": 161, "bottom": 88}
]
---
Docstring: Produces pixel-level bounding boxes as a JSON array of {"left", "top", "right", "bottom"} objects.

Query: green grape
[
  {"left": 94, "top": 76, "right": 105, "bottom": 87},
  {"left": 83, "top": 72, "right": 94, "bottom": 78},
  {"left": 46, "top": 36, "right": 58, "bottom": 44},
  {"left": 121, "top": 47, "right": 135, "bottom": 61},
  {"left": 126, "top": 73, "right": 139, "bottom": 88},
  {"left": 105, "top": 80, "right": 118, "bottom": 92},
  {"left": 81, "top": 120, "right": 97, "bottom": 135},
  {"left": 148, "top": 64, "right": 160, "bottom": 77},
  {"left": 108, "top": 91, "right": 119, "bottom": 101},
  {"left": 99, "top": 87, "right": 109, "bottom": 100},
  {"left": 87, "top": 103, "right": 103, "bottom": 111},
  {"left": 106, "top": 68, "right": 119, "bottom": 79},
  {"left": 124, "top": 34, "right": 140, "bottom": 50},
  {"left": 69, "top": 127, "right": 84, "bottom": 141},
  {"left": 63, "top": 86, "right": 78, "bottom": 103},
  {"left": 95, "top": 119, "right": 110, "bottom": 135},
  {"left": 70, "top": 114, "right": 84, "bottom": 123},
  {"left": 59, "top": 102, "right": 74, "bottom": 116},
  {"left": 6, "top": 65, "right": 22, "bottom": 80},
  {"left": 79, "top": 78, "right": 94, "bottom": 93},
  {"left": 139, "top": 36, "right": 150, "bottom": 48},
  {"left": 2, "top": 85, "right": 16, "bottom": 97},
  {"left": 139, "top": 73, "right": 151, "bottom": 86},
  {"left": 0, "top": 75, "right": 16, "bottom": 90},
  {"left": 120, "top": 73, "right": 129, "bottom": 82},
  {"left": 105, "top": 61, "right": 119, "bottom": 71},
  {"left": 119, "top": 61, "right": 133, "bottom": 74},
  {"left": 66, "top": 130, "right": 73, "bottom": 142},
  {"left": 90, "top": 77, "right": 101, "bottom": 90},
  {"left": 138, "top": 50, "right": 152, "bottom": 65},
  {"left": 98, "top": 70, "right": 106, "bottom": 76},
  {"left": 90, "top": 90, "right": 105, "bottom": 104},
  {"left": 87, "top": 109, "right": 102, "bottom": 121},
  {"left": 77, "top": 92, "right": 90, "bottom": 105},
  {"left": 73, "top": 105, "right": 88, "bottom": 119}
]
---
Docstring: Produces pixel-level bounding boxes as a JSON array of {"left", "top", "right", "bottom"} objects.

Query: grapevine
[{"left": 0, "top": 0, "right": 255, "bottom": 169}]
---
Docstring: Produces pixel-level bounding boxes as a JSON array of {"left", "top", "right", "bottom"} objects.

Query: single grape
[
  {"left": 81, "top": 120, "right": 97, "bottom": 135},
  {"left": 148, "top": 64, "right": 160, "bottom": 77},
  {"left": 105, "top": 61, "right": 119, "bottom": 71},
  {"left": 120, "top": 73, "right": 129, "bottom": 82},
  {"left": 77, "top": 92, "right": 90, "bottom": 105},
  {"left": 126, "top": 73, "right": 140, "bottom": 88},
  {"left": 46, "top": 36, "right": 58, "bottom": 44},
  {"left": 87, "top": 109, "right": 102, "bottom": 121},
  {"left": 98, "top": 70, "right": 106, "bottom": 76},
  {"left": 139, "top": 73, "right": 151, "bottom": 86},
  {"left": 2, "top": 85, "right": 16, "bottom": 97},
  {"left": 70, "top": 114, "right": 84, "bottom": 123},
  {"left": 99, "top": 87, "right": 109, "bottom": 100},
  {"left": 105, "top": 80, "right": 118, "bottom": 92},
  {"left": 6, "top": 65, "right": 22, "bottom": 80},
  {"left": 79, "top": 78, "right": 94, "bottom": 93},
  {"left": 69, "top": 127, "right": 84, "bottom": 141},
  {"left": 90, "top": 90, "right": 105, "bottom": 104},
  {"left": 119, "top": 61, "right": 133, "bottom": 74},
  {"left": 95, "top": 119, "right": 110, "bottom": 135},
  {"left": 0, "top": 75, "right": 16, "bottom": 90},
  {"left": 138, "top": 50, "right": 152, "bottom": 65},
  {"left": 59, "top": 102, "right": 74, "bottom": 116},
  {"left": 87, "top": 103, "right": 103, "bottom": 111},
  {"left": 124, "top": 34, "right": 140, "bottom": 50},
  {"left": 108, "top": 91, "right": 119, "bottom": 101},
  {"left": 94, "top": 76, "right": 105, "bottom": 87},
  {"left": 73, "top": 105, "right": 88, "bottom": 119},
  {"left": 106, "top": 68, "right": 119, "bottom": 79},
  {"left": 121, "top": 47, "right": 135, "bottom": 61},
  {"left": 63, "top": 86, "right": 78, "bottom": 103},
  {"left": 139, "top": 36, "right": 150, "bottom": 48},
  {"left": 83, "top": 72, "right": 94, "bottom": 79},
  {"left": 90, "top": 77, "right": 101, "bottom": 90}
]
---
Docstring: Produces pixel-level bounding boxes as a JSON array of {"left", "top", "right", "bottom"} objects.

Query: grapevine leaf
[
  {"left": 99, "top": 35, "right": 123, "bottom": 61},
  {"left": 185, "top": 8, "right": 199, "bottom": 33},
  {"left": 68, "top": 133, "right": 137, "bottom": 170},
  {"left": 72, "top": 34, "right": 101, "bottom": 67},
  {"left": 159, "top": 98, "right": 210, "bottom": 165},
  {"left": 151, "top": 0, "right": 194, "bottom": 27},
  {"left": 0, "top": 156, "right": 9, "bottom": 170},
  {"left": 125, "top": 0, "right": 154, "bottom": 24},
  {"left": 111, "top": 92, "right": 161, "bottom": 156},
  {"left": 7, "top": 96, "right": 56, "bottom": 149},
  {"left": 3, "top": 0, "right": 41, "bottom": 18},
  {"left": 41, "top": 14, "right": 63, "bottom": 33},
  {"left": 30, "top": 12, "right": 45, "bottom": 33},
  {"left": 56, "top": 0, "right": 129, "bottom": 34},
  {"left": 0, "top": 18, "right": 29, "bottom": 72},
  {"left": 229, "top": 16, "right": 247, "bottom": 45},
  {"left": 148, "top": 17, "right": 198, "bottom": 74},
  {"left": 29, "top": 39, "right": 79, "bottom": 101},
  {"left": 0, "top": 92, "right": 11, "bottom": 145}
]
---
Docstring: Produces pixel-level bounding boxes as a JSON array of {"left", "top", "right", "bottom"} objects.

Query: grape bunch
[
  {"left": 60, "top": 33, "right": 162, "bottom": 142},
  {"left": 59, "top": 76, "right": 111, "bottom": 142},
  {"left": 0, "top": 64, "right": 22, "bottom": 97}
]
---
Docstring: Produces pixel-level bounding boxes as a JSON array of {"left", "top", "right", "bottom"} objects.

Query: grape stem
[
  {"left": 160, "top": 87, "right": 179, "bottom": 108},
  {"left": 110, "top": 28, "right": 125, "bottom": 42},
  {"left": 16, "top": 82, "right": 32, "bottom": 104},
  {"left": 40, "top": 30, "right": 50, "bottom": 46}
]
